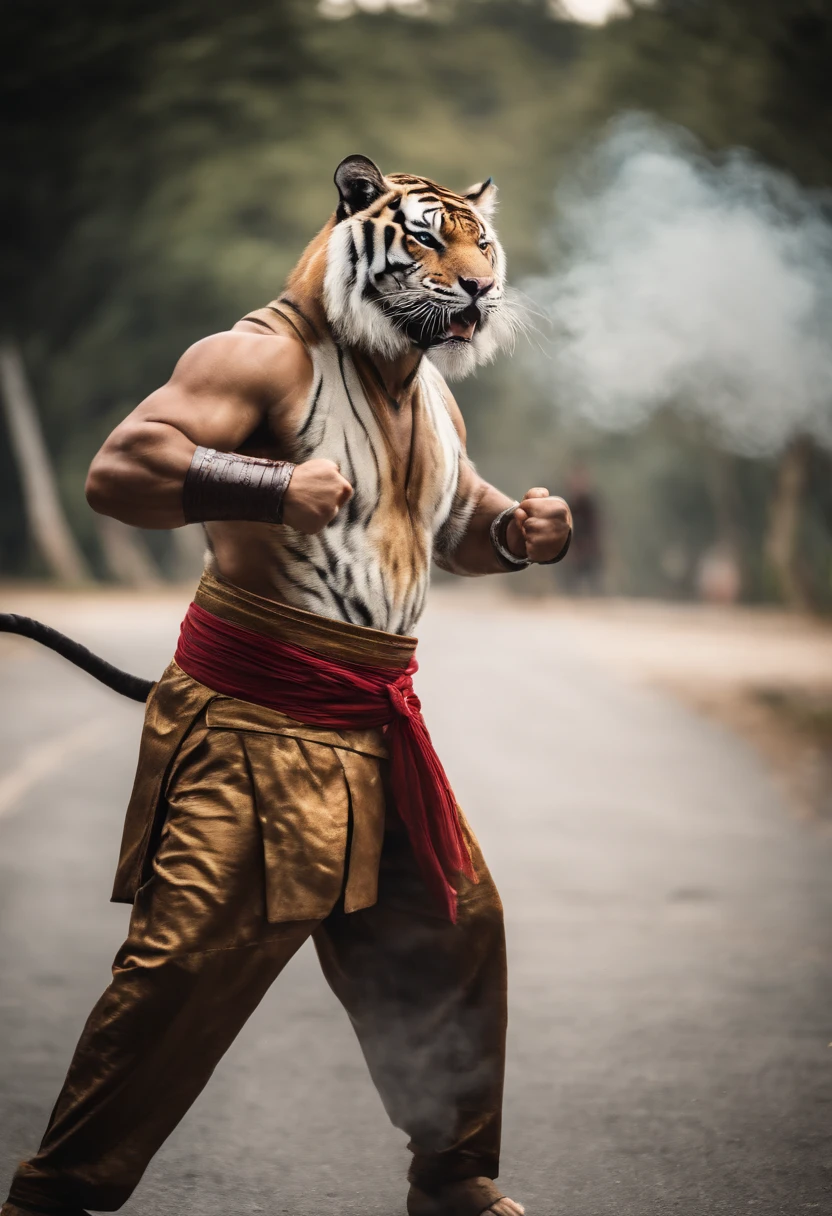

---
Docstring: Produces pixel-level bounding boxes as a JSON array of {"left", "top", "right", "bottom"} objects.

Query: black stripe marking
[
  {"left": 281, "top": 573, "right": 327, "bottom": 606},
  {"left": 275, "top": 561, "right": 327, "bottom": 603},
  {"left": 297, "top": 377, "right": 323, "bottom": 439},
  {"left": 340, "top": 430, "right": 356, "bottom": 484},
  {"left": 337, "top": 346, "right": 381, "bottom": 488},
  {"left": 328, "top": 582, "right": 355, "bottom": 625},
  {"left": 277, "top": 297, "right": 321, "bottom": 340},
  {"left": 346, "top": 487, "right": 360, "bottom": 525},
  {"left": 362, "top": 219, "right": 375, "bottom": 266},
  {"left": 319, "top": 533, "right": 342, "bottom": 576},
  {"left": 348, "top": 596, "right": 374, "bottom": 628},
  {"left": 340, "top": 432, "right": 364, "bottom": 525},
  {"left": 265, "top": 305, "right": 311, "bottom": 351},
  {"left": 282, "top": 542, "right": 313, "bottom": 566}
]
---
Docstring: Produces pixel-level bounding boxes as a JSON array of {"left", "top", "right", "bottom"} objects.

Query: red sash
[{"left": 174, "top": 602, "right": 474, "bottom": 920}]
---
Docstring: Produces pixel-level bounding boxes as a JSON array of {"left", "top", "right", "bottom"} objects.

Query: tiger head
[{"left": 320, "top": 154, "right": 519, "bottom": 379}]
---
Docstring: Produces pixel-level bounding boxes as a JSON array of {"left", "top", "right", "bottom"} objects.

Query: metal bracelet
[
  {"left": 490, "top": 504, "right": 573, "bottom": 567},
  {"left": 182, "top": 446, "right": 296, "bottom": 526},
  {"left": 489, "top": 503, "right": 530, "bottom": 570},
  {"left": 536, "top": 528, "right": 573, "bottom": 565}
]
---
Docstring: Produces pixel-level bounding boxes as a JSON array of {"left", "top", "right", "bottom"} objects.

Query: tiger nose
[{"left": 459, "top": 275, "right": 494, "bottom": 298}]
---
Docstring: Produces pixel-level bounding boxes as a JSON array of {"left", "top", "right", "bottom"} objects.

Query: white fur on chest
[{"left": 273, "top": 343, "right": 460, "bottom": 634}]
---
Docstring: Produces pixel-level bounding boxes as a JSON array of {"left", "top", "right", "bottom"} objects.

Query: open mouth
[
  {"left": 412, "top": 304, "right": 481, "bottom": 347},
  {"left": 385, "top": 299, "right": 482, "bottom": 348},
  {"left": 442, "top": 304, "right": 480, "bottom": 343}
]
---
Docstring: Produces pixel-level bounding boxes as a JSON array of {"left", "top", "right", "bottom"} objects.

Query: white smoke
[{"left": 527, "top": 114, "right": 832, "bottom": 456}]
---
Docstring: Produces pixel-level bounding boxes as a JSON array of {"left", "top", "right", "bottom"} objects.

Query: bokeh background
[
  {"left": 3, "top": 0, "right": 832, "bottom": 607},
  {"left": 3, "top": 7, "right": 832, "bottom": 1212}
]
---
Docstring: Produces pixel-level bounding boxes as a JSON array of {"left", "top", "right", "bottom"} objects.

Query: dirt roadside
[{"left": 435, "top": 582, "right": 832, "bottom": 824}]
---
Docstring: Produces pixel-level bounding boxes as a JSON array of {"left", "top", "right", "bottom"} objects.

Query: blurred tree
[
  {"left": 0, "top": 0, "right": 313, "bottom": 572},
  {"left": 1, "top": 0, "right": 830, "bottom": 602},
  {"left": 0, "top": 343, "right": 91, "bottom": 583}
]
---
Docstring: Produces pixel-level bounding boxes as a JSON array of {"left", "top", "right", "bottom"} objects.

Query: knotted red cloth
[{"left": 174, "top": 601, "right": 475, "bottom": 920}]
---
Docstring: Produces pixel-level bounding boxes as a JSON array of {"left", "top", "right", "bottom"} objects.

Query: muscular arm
[
  {"left": 85, "top": 330, "right": 350, "bottom": 531},
  {"left": 435, "top": 389, "right": 572, "bottom": 577},
  {"left": 435, "top": 458, "right": 516, "bottom": 576}
]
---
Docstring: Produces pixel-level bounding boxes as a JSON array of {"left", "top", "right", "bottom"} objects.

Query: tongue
[{"left": 447, "top": 315, "right": 477, "bottom": 341}]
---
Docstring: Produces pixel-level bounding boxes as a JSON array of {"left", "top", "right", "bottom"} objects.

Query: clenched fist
[
  {"left": 505, "top": 487, "right": 572, "bottom": 563},
  {"left": 283, "top": 458, "right": 353, "bottom": 533}
]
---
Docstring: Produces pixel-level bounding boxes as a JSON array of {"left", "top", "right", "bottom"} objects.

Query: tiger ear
[
  {"left": 464, "top": 176, "right": 498, "bottom": 220},
  {"left": 334, "top": 155, "right": 386, "bottom": 221}
]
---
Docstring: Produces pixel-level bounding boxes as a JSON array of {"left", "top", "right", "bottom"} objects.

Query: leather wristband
[{"left": 182, "top": 446, "right": 295, "bottom": 525}]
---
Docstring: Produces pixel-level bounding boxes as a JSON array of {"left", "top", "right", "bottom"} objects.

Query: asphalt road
[{"left": 0, "top": 592, "right": 830, "bottom": 1216}]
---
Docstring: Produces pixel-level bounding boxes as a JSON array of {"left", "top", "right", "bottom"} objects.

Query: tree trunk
[
  {"left": 0, "top": 339, "right": 92, "bottom": 584},
  {"left": 168, "top": 523, "right": 207, "bottom": 582},
  {"left": 765, "top": 436, "right": 812, "bottom": 611},
  {"left": 96, "top": 516, "right": 163, "bottom": 588}
]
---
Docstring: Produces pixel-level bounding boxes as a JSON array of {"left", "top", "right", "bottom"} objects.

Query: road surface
[{"left": 1, "top": 590, "right": 830, "bottom": 1215}]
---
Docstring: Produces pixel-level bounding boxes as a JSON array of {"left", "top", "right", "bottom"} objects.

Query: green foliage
[{"left": 1, "top": 0, "right": 830, "bottom": 597}]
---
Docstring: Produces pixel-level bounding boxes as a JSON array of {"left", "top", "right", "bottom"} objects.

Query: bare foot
[
  {"left": 407, "top": 1178, "right": 523, "bottom": 1216},
  {"left": 488, "top": 1200, "right": 525, "bottom": 1216}
]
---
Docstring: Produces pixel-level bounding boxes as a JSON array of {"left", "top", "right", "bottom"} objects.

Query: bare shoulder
[{"left": 169, "top": 327, "right": 313, "bottom": 408}]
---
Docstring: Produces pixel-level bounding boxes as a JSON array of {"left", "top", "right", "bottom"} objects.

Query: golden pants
[{"left": 7, "top": 577, "right": 507, "bottom": 1211}]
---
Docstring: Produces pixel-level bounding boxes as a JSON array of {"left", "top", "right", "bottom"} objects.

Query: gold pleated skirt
[{"left": 114, "top": 571, "right": 417, "bottom": 921}]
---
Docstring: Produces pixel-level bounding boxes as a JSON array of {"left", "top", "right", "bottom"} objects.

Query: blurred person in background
[
  {"left": 1, "top": 156, "right": 571, "bottom": 1216},
  {"left": 560, "top": 464, "right": 604, "bottom": 595}
]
